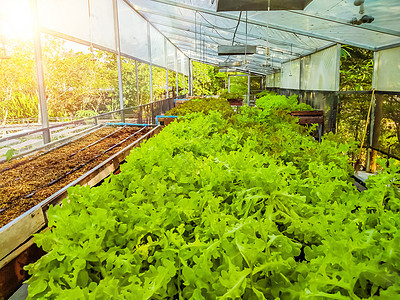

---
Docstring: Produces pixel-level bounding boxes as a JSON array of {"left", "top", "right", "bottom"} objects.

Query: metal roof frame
[
  {"left": 127, "top": 0, "right": 400, "bottom": 75},
  {"left": 134, "top": 6, "right": 315, "bottom": 54},
  {"left": 135, "top": 0, "right": 377, "bottom": 50}
]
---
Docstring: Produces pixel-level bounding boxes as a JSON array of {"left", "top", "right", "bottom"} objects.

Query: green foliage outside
[
  {"left": 25, "top": 98, "right": 400, "bottom": 299},
  {"left": 192, "top": 61, "right": 225, "bottom": 96},
  {"left": 218, "top": 90, "right": 244, "bottom": 100},
  {"left": 192, "top": 61, "right": 249, "bottom": 97},
  {"left": 165, "top": 97, "right": 233, "bottom": 118},
  {"left": 0, "top": 37, "right": 187, "bottom": 123},
  {"left": 338, "top": 45, "right": 400, "bottom": 158}
]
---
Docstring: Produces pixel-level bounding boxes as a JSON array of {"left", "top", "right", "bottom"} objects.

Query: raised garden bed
[
  {"left": 227, "top": 98, "right": 243, "bottom": 106},
  {"left": 290, "top": 110, "right": 324, "bottom": 125},
  {"left": 0, "top": 126, "right": 151, "bottom": 228},
  {"left": 156, "top": 115, "right": 178, "bottom": 126},
  {"left": 0, "top": 125, "right": 161, "bottom": 298}
]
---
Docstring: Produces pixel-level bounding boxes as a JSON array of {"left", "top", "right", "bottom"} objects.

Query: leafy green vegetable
[
  {"left": 165, "top": 97, "right": 234, "bottom": 118},
  {"left": 218, "top": 90, "right": 244, "bottom": 100},
  {"left": 5, "top": 148, "right": 15, "bottom": 161},
  {"left": 25, "top": 100, "right": 400, "bottom": 299},
  {"left": 256, "top": 92, "right": 313, "bottom": 114}
]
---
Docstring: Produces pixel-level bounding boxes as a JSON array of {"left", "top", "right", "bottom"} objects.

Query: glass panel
[
  {"left": 152, "top": 66, "right": 167, "bottom": 101},
  {"left": 380, "top": 95, "right": 400, "bottom": 160},
  {"left": 38, "top": 0, "right": 90, "bottom": 43},
  {"left": 373, "top": 47, "right": 400, "bottom": 92},
  {"left": 300, "top": 45, "right": 340, "bottom": 91},
  {"left": 281, "top": 59, "right": 300, "bottom": 89},
  {"left": 184, "top": 57, "right": 190, "bottom": 76},
  {"left": 177, "top": 51, "right": 184, "bottom": 74},
  {"left": 118, "top": 0, "right": 149, "bottom": 62},
  {"left": 265, "top": 74, "right": 274, "bottom": 87},
  {"left": 150, "top": 26, "right": 166, "bottom": 68},
  {"left": 166, "top": 41, "right": 175, "bottom": 71},
  {"left": 41, "top": 34, "right": 119, "bottom": 116},
  {"left": 91, "top": 0, "right": 115, "bottom": 50},
  {"left": 168, "top": 70, "right": 177, "bottom": 97},
  {"left": 137, "top": 62, "right": 151, "bottom": 104},
  {"left": 121, "top": 57, "right": 139, "bottom": 107},
  {"left": 274, "top": 73, "right": 281, "bottom": 88}
]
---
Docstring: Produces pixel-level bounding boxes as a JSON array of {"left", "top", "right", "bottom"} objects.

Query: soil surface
[{"left": 0, "top": 126, "right": 150, "bottom": 227}]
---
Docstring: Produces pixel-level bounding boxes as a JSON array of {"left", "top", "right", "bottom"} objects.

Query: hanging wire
[
  {"left": 244, "top": 11, "right": 247, "bottom": 68},
  {"left": 197, "top": 12, "right": 239, "bottom": 31},
  {"left": 195, "top": 11, "right": 197, "bottom": 53},
  {"left": 231, "top": 11, "right": 242, "bottom": 46},
  {"left": 265, "top": 0, "right": 270, "bottom": 68}
]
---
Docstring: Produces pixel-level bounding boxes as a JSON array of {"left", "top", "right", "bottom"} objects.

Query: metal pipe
[
  {"left": 189, "top": 59, "right": 194, "bottom": 95},
  {"left": 165, "top": 39, "right": 169, "bottom": 98},
  {"left": 147, "top": 23, "right": 153, "bottom": 103},
  {"left": 30, "top": 0, "right": 50, "bottom": 144},
  {"left": 183, "top": 75, "right": 186, "bottom": 95},
  {"left": 247, "top": 74, "right": 251, "bottom": 105},
  {"left": 113, "top": 0, "right": 125, "bottom": 122},
  {"left": 135, "top": 60, "right": 140, "bottom": 104},
  {"left": 174, "top": 49, "right": 178, "bottom": 96}
]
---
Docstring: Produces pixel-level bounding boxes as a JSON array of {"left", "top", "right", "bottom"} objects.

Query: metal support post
[
  {"left": 113, "top": 0, "right": 124, "bottom": 122},
  {"left": 228, "top": 75, "right": 231, "bottom": 93},
  {"left": 176, "top": 73, "right": 179, "bottom": 97},
  {"left": 174, "top": 49, "right": 178, "bottom": 97},
  {"left": 189, "top": 59, "right": 194, "bottom": 96},
  {"left": 31, "top": 0, "right": 50, "bottom": 144},
  {"left": 183, "top": 75, "right": 186, "bottom": 95},
  {"left": 370, "top": 94, "right": 383, "bottom": 172},
  {"left": 147, "top": 23, "right": 153, "bottom": 103},
  {"left": 261, "top": 76, "right": 264, "bottom": 91},
  {"left": 164, "top": 39, "right": 168, "bottom": 98},
  {"left": 366, "top": 93, "right": 376, "bottom": 172},
  {"left": 135, "top": 60, "right": 140, "bottom": 104},
  {"left": 166, "top": 69, "right": 169, "bottom": 98},
  {"left": 247, "top": 74, "right": 251, "bottom": 105}
]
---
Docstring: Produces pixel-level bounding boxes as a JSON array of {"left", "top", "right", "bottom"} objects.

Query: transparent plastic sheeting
[
  {"left": 266, "top": 74, "right": 274, "bottom": 87},
  {"left": 265, "top": 73, "right": 281, "bottom": 88},
  {"left": 130, "top": 0, "right": 400, "bottom": 76},
  {"left": 166, "top": 41, "right": 176, "bottom": 71},
  {"left": 118, "top": 0, "right": 149, "bottom": 62},
  {"left": 150, "top": 26, "right": 166, "bottom": 68},
  {"left": 274, "top": 73, "right": 281, "bottom": 88},
  {"left": 281, "top": 59, "right": 301, "bottom": 90},
  {"left": 38, "top": 0, "right": 116, "bottom": 51},
  {"left": 373, "top": 47, "right": 400, "bottom": 92},
  {"left": 37, "top": 0, "right": 189, "bottom": 74},
  {"left": 300, "top": 45, "right": 340, "bottom": 91},
  {"left": 177, "top": 51, "right": 184, "bottom": 74}
]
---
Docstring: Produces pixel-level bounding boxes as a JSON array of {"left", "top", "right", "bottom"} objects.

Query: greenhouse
[{"left": 0, "top": 0, "right": 400, "bottom": 299}]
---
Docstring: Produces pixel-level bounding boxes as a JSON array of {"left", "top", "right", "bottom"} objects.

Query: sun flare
[{"left": 0, "top": 0, "right": 34, "bottom": 40}]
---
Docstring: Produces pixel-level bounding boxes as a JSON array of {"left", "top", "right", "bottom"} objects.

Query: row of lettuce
[{"left": 26, "top": 93, "right": 400, "bottom": 299}]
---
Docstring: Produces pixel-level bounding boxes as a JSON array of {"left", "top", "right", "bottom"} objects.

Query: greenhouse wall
[
  {"left": 300, "top": 45, "right": 341, "bottom": 91},
  {"left": 373, "top": 47, "right": 400, "bottom": 92},
  {"left": 280, "top": 58, "right": 301, "bottom": 89}
]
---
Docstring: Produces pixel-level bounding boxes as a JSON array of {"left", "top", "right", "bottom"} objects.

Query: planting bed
[{"left": 0, "top": 126, "right": 150, "bottom": 228}]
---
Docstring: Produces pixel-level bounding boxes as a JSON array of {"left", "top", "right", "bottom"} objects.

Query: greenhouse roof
[{"left": 130, "top": 0, "right": 400, "bottom": 75}]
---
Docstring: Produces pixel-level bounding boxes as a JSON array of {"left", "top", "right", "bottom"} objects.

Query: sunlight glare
[{"left": 0, "top": 0, "right": 33, "bottom": 40}]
